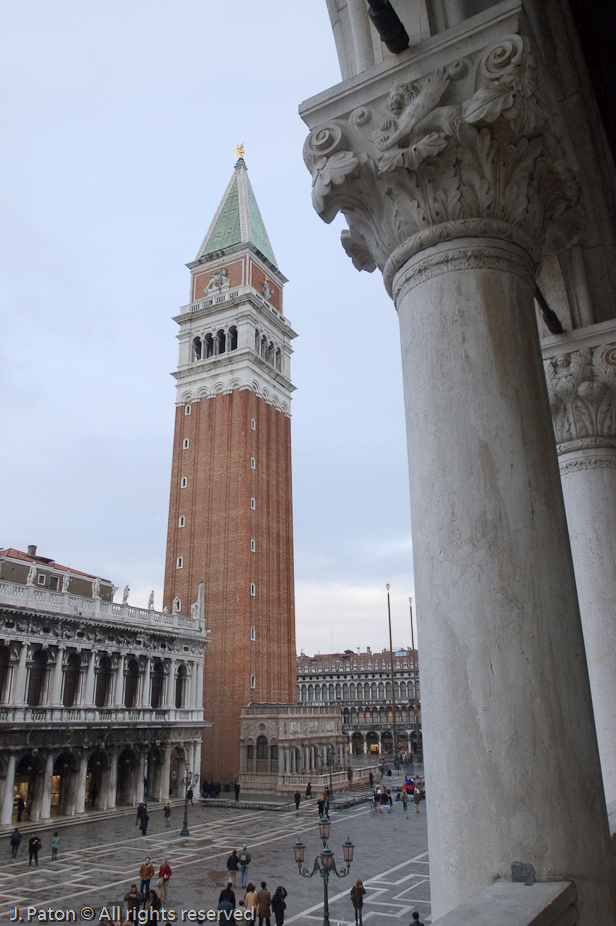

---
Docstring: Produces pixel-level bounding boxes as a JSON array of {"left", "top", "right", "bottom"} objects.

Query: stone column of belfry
[
  {"left": 301, "top": 27, "right": 615, "bottom": 925},
  {"left": 543, "top": 322, "right": 616, "bottom": 805}
]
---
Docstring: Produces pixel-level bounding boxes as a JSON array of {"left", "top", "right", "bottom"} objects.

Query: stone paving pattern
[{"left": 1, "top": 795, "right": 430, "bottom": 924}]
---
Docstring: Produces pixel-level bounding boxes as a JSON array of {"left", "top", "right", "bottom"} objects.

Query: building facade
[
  {"left": 163, "top": 156, "right": 297, "bottom": 783},
  {"left": 297, "top": 649, "right": 421, "bottom": 757},
  {"left": 0, "top": 547, "right": 207, "bottom": 823}
]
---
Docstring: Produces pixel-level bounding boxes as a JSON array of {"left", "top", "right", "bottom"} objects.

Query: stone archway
[
  {"left": 87, "top": 750, "right": 110, "bottom": 810},
  {"left": 365, "top": 731, "right": 379, "bottom": 755},
  {"left": 53, "top": 751, "right": 80, "bottom": 815},
  {"left": 169, "top": 745, "right": 186, "bottom": 797},
  {"left": 351, "top": 732, "right": 365, "bottom": 755},
  {"left": 116, "top": 748, "right": 140, "bottom": 806},
  {"left": 146, "top": 746, "right": 164, "bottom": 801},
  {"left": 15, "top": 751, "right": 46, "bottom": 822}
]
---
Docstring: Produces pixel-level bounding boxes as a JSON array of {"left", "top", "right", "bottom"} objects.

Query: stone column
[
  {"left": 1, "top": 754, "right": 16, "bottom": 824},
  {"left": 107, "top": 748, "right": 118, "bottom": 811},
  {"left": 161, "top": 745, "right": 171, "bottom": 801},
  {"left": 302, "top": 28, "right": 615, "bottom": 923},
  {"left": 167, "top": 658, "right": 177, "bottom": 709},
  {"left": 135, "top": 752, "right": 145, "bottom": 804},
  {"left": 543, "top": 323, "right": 616, "bottom": 805},
  {"left": 50, "top": 646, "right": 65, "bottom": 708},
  {"left": 39, "top": 751, "right": 56, "bottom": 821},
  {"left": 14, "top": 644, "right": 28, "bottom": 707},
  {"left": 83, "top": 651, "right": 96, "bottom": 709},
  {"left": 141, "top": 657, "right": 151, "bottom": 709},
  {"left": 75, "top": 752, "right": 89, "bottom": 814},
  {"left": 114, "top": 654, "right": 125, "bottom": 708}
]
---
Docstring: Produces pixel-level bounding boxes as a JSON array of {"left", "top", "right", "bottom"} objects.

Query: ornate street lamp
[
  {"left": 293, "top": 824, "right": 354, "bottom": 926},
  {"left": 180, "top": 762, "right": 191, "bottom": 837}
]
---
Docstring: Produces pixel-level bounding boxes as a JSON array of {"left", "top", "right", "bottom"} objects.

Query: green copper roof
[{"left": 197, "top": 159, "right": 277, "bottom": 266}]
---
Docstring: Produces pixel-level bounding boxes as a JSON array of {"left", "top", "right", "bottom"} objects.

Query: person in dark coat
[
  {"left": 411, "top": 913, "right": 424, "bottom": 926},
  {"left": 124, "top": 884, "right": 144, "bottom": 915},
  {"left": 136, "top": 802, "right": 145, "bottom": 826},
  {"left": 271, "top": 886, "right": 287, "bottom": 926},
  {"left": 350, "top": 879, "right": 366, "bottom": 925},
  {"left": 294, "top": 791, "right": 301, "bottom": 812},
  {"left": 317, "top": 796, "right": 325, "bottom": 817},
  {"left": 234, "top": 782, "right": 241, "bottom": 802},
  {"left": 10, "top": 828, "right": 22, "bottom": 858},
  {"left": 28, "top": 834, "right": 42, "bottom": 866},
  {"left": 140, "top": 808, "right": 149, "bottom": 835},
  {"left": 305, "top": 782, "right": 312, "bottom": 799},
  {"left": 17, "top": 796, "right": 25, "bottom": 822},
  {"left": 227, "top": 849, "right": 240, "bottom": 887},
  {"left": 187, "top": 787, "right": 194, "bottom": 806},
  {"left": 219, "top": 882, "right": 236, "bottom": 910}
]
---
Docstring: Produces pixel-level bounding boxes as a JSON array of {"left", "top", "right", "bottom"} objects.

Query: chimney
[
  {"left": 367, "top": 646, "right": 371, "bottom": 654},
  {"left": 27, "top": 545, "right": 37, "bottom": 558}
]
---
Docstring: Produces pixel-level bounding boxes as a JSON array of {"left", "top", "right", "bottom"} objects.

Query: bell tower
[{"left": 163, "top": 154, "right": 297, "bottom": 782}]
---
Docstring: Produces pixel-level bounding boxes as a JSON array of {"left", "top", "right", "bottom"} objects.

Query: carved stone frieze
[
  {"left": 303, "top": 35, "right": 583, "bottom": 293},
  {"left": 544, "top": 343, "right": 616, "bottom": 452}
]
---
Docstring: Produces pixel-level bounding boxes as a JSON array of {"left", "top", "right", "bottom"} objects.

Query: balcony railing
[
  {"left": 0, "top": 580, "right": 207, "bottom": 638},
  {"left": 0, "top": 705, "right": 205, "bottom": 724}
]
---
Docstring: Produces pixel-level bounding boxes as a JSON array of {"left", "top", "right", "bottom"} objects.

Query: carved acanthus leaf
[
  {"left": 303, "top": 33, "right": 583, "bottom": 285},
  {"left": 544, "top": 344, "right": 616, "bottom": 449}
]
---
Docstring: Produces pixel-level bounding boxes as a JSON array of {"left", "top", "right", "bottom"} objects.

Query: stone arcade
[
  {"left": 0, "top": 547, "right": 207, "bottom": 823},
  {"left": 302, "top": 1, "right": 616, "bottom": 922}
]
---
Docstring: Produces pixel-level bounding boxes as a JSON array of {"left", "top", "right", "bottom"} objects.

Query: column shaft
[
  {"left": 394, "top": 238, "right": 614, "bottom": 922},
  {"left": 14, "top": 645, "right": 28, "bottom": 707},
  {"left": 39, "top": 752, "right": 55, "bottom": 821},
  {"left": 1, "top": 755, "right": 16, "bottom": 824},
  {"left": 75, "top": 753, "right": 89, "bottom": 814}
]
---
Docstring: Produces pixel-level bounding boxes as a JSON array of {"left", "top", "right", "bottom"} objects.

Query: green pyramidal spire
[{"left": 196, "top": 158, "right": 277, "bottom": 266}]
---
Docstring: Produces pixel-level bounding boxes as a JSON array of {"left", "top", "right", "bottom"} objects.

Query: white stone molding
[
  {"left": 302, "top": 32, "right": 582, "bottom": 295},
  {"left": 544, "top": 341, "right": 616, "bottom": 454}
]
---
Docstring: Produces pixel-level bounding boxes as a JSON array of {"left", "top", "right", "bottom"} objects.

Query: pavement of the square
[{"left": 1, "top": 798, "right": 430, "bottom": 925}]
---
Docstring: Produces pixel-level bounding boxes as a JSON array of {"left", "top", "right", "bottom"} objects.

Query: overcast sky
[{"left": 0, "top": 2, "right": 416, "bottom": 656}]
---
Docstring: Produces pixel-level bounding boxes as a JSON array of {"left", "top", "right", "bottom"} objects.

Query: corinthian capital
[
  {"left": 544, "top": 342, "right": 616, "bottom": 453},
  {"left": 303, "top": 33, "right": 583, "bottom": 293}
]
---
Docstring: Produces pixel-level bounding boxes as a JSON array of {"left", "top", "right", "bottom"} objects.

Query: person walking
[
  {"left": 140, "top": 807, "right": 149, "bottom": 835},
  {"left": 51, "top": 831, "right": 60, "bottom": 860},
  {"left": 163, "top": 802, "right": 171, "bottom": 827},
  {"left": 140, "top": 856, "right": 155, "bottom": 896},
  {"left": 17, "top": 796, "right": 25, "bottom": 822},
  {"left": 239, "top": 844, "right": 252, "bottom": 888},
  {"left": 256, "top": 881, "right": 272, "bottom": 926},
  {"left": 136, "top": 802, "right": 145, "bottom": 826},
  {"left": 413, "top": 787, "right": 422, "bottom": 813},
  {"left": 227, "top": 848, "right": 240, "bottom": 886},
  {"left": 411, "top": 912, "right": 424, "bottom": 926},
  {"left": 401, "top": 790, "right": 408, "bottom": 813},
  {"left": 234, "top": 782, "right": 241, "bottom": 802},
  {"left": 218, "top": 882, "right": 236, "bottom": 910},
  {"left": 294, "top": 791, "right": 301, "bottom": 813},
  {"left": 243, "top": 883, "right": 257, "bottom": 923},
  {"left": 350, "top": 879, "right": 366, "bottom": 926},
  {"left": 187, "top": 786, "right": 194, "bottom": 806},
  {"left": 272, "top": 886, "right": 287, "bottom": 926},
  {"left": 145, "top": 890, "right": 162, "bottom": 915},
  {"left": 28, "top": 834, "right": 42, "bottom": 867},
  {"left": 305, "top": 782, "right": 312, "bottom": 799},
  {"left": 10, "top": 828, "right": 21, "bottom": 859},
  {"left": 317, "top": 795, "right": 325, "bottom": 817},
  {"left": 158, "top": 859, "right": 172, "bottom": 904}
]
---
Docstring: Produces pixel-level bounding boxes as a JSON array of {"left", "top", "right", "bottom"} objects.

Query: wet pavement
[{"left": 1, "top": 795, "right": 430, "bottom": 924}]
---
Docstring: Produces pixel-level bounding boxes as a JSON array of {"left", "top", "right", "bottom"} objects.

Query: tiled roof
[
  {"left": 0, "top": 548, "right": 110, "bottom": 582},
  {"left": 197, "top": 158, "right": 277, "bottom": 266}
]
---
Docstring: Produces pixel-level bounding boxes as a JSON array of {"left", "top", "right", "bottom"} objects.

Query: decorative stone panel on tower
[{"left": 163, "top": 158, "right": 297, "bottom": 784}]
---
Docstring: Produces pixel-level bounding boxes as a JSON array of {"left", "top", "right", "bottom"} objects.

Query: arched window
[
  {"left": 95, "top": 656, "right": 113, "bottom": 708},
  {"left": 63, "top": 653, "right": 81, "bottom": 707},
  {"left": 257, "top": 735, "right": 268, "bottom": 759},
  {"left": 350, "top": 683, "right": 356, "bottom": 700},
  {"left": 151, "top": 661, "right": 165, "bottom": 709},
  {"left": 261, "top": 335, "right": 267, "bottom": 357},
  {"left": 255, "top": 328, "right": 260, "bottom": 353},
  {"left": 335, "top": 683, "right": 342, "bottom": 700},
  {"left": 216, "top": 329, "right": 226, "bottom": 354},
  {"left": 308, "top": 685, "right": 314, "bottom": 702},
  {"left": 27, "top": 649, "right": 48, "bottom": 706},
  {"left": 314, "top": 685, "right": 320, "bottom": 701},
  {"left": 371, "top": 682, "right": 378, "bottom": 700},
  {"left": 329, "top": 683, "right": 335, "bottom": 701},
  {"left": 379, "top": 682, "right": 385, "bottom": 699},
  {"left": 275, "top": 348, "right": 281, "bottom": 371},
  {"left": 386, "top": 681, "right": 392, "bottom": 699},
  {"left": 175, "top": 664, "right": 187, "bottom": 708},
  {"left": 192, "top": 337, "right": 202, "bottom": 361},
  {"left": 0, "top": 645, "right": 11, "bottom": 704},
  {"left": 205, "top": 333, "right": 214, "bottom": 358},
  {"left": 229, "top": 325, "right": 238, "bottom": 351},
  {"left": 267, "top": 341, "right": 274, "bottom": 363},
  {"left": 124, "top": 659, "right": 140, "bottom": 708},
  {"left": 343, "top": 683, "right": 349, "bottom": 699},
  {"left": 400, "top": 681, "right": 407, "bottom": 699}
]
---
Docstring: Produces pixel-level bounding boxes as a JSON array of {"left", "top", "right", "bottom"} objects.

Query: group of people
[
  {"left": 120, "top": 856, "right": 173, "bottom": 918},
  {"left": 219, "top": 879, "right": 287, "bottom": 926},
  {"left": 9, "top": 828, "right": 61, "bottom": 864}
]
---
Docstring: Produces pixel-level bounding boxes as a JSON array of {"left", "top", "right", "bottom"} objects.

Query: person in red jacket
[{"left": 158, "top": 859, "right": 172, "bottom": 904}]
